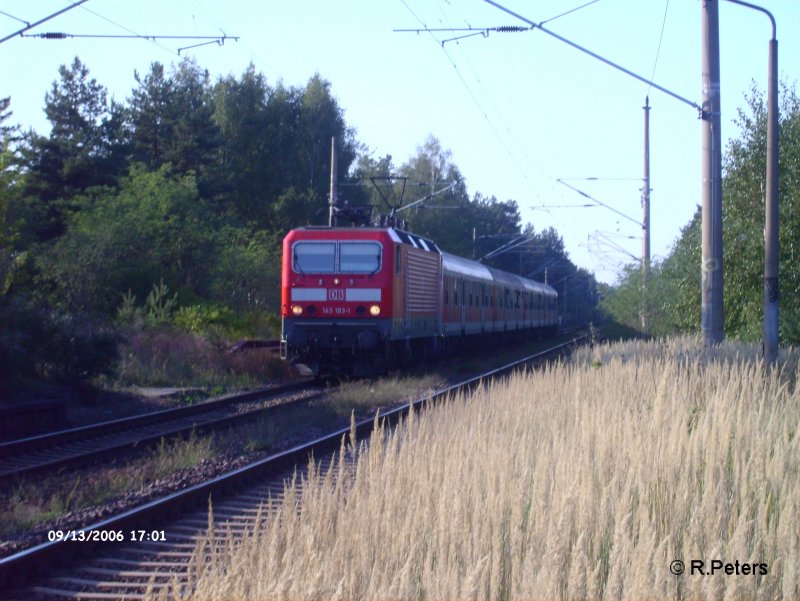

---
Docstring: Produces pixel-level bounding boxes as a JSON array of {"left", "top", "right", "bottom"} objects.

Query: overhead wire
[
  {"left": 398, "top": 0, "right": 527, "bottom": 194},
  {"left": 0, "top": 10, "right": 29, "bottom": 26},
  {"left": 165, "top": 0, "right": 278, "bottom": 76},
  {"left": 540, "top": 0, "right": 601, "bottom": 26},
  {"left": 433, "top": 0, "right": 614, "bottom": 250},
  {"left": 71, "top": 0, "right": 179, "bottom": 55},
  {"left": 431, "top": 0, "right": 543, "bottom": 203},
  {"left": 0, "top": 0, "right": 90, "bottom": 45},
  {"left": 647, "top": 0, "right": 671, "bottom": 97},
  {"left": 399, "top": 0, "right": 600, "bottom": 260}
]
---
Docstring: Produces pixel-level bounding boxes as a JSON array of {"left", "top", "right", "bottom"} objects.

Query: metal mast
[
  {"left": 763, "top": 9, "right": 780, "bottom": 364},
  {"left": 641, "top": 96, "right": 651, "bottom": 332},
  {"left": 701, "top": 0, "right": 725, "bottom": 345},
  {"left": 328, "top": 137, "right": 338, "bottom": 227}
]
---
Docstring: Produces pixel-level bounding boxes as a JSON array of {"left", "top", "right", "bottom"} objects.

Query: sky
[{"left": 2, "top": 0, "right": 798, "bottom": 284}]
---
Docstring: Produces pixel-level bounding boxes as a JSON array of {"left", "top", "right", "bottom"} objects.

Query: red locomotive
[{"left": 281, "top": 225, "right": 559, "bottom": 375}]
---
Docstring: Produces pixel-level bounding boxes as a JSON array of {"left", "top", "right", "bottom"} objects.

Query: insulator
[
  {"left": 496, "top": 26, "right": 527, "bottom": 33},
  {"left": 42, "top": 32, "right": 68, "bottom": 39}
]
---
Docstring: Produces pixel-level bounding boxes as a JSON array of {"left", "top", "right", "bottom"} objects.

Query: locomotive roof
[
  {"left": 387, "top": 228, "right": 440, "bottom": 253},
  {"left": 293, "top": 226, "right": 441, "bottom": 253}
]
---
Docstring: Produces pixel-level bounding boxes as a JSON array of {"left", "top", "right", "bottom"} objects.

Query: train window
[
  {"left": 293, "top": 242, "right": 335, "bottom": 273},
  {"left": 339, "top": 242, "right": 381, "bottom": 273}
]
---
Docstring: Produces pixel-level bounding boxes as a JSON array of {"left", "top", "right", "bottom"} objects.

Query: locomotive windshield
[
  {"left": 293, "top": 242, "right": 335, "bottom": 273},
  {"left": 292, "top": 241, "right": 382, "bottom": 274},
  {"left": 339, "top": 242, "right": 381, "bottom": 274}
]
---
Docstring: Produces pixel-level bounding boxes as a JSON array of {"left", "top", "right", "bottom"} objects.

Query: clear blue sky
[{"left": 2, "top": 0, "right": 798, "bottom": 283}]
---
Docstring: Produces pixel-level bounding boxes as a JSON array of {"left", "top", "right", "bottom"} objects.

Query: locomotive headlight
[
  {"left": 369, "top": 305, "right": 381, "bottom": 316},
  {"left": 333, "top": 277, "right": 341, "bottom": 285},
  {"left": 291, "top": 305, "right": 303, "bottom": 316}
]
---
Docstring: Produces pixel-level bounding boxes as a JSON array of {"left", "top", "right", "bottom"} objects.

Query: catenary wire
[
  {"left": 647, "top": 0, "right": 671, "bottom": 97},
  {"left": 400, "top": 0, "right": 600, "bottom": 268}
]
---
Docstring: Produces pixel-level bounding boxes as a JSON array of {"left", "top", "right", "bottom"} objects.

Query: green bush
[
  {"left": 0, "top": 297, "right": 120, "bottom": 390},
  {"left": 174, "top": 303, "right": 240, "bottom": 334}
]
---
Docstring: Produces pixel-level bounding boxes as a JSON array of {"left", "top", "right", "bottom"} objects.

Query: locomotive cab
[{"left": 281, "top": 227, "right": 395, "bottom": 375}]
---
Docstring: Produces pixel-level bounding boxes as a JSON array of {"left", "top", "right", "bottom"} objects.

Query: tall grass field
[{"left": 156, "top": 337, "right": 799, "bottom": 600}]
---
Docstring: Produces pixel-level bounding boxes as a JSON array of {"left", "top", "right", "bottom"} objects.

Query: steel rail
[
  {"left": 1, "top": 333, "right": 588, "bottom": 595},
  {"left": 0, "top": 379, "right": 324, "bottom": 482}
]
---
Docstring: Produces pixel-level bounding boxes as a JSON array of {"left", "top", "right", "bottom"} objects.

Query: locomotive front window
[
  {"left": 293, "top": 242, "right": 336, "bottom": 273},
  {"left": 339, "top": 242, "right": 381, "bottom": 274}
]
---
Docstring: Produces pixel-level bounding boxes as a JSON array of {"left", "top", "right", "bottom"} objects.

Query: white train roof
[
  {"left": 442, "top": 252, "right": 558, "bottom": 296},
  {"left": 441, "top": 253, "right": 556, "bottom": 296},
  {"left": 441, "top": 252, "right": 494, "bottom": 280}
]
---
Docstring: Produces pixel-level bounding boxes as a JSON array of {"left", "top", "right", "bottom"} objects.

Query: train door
[
  {"left": 492, "top": 285, "right": 498, "bottom": 332},
  {"left": 481, "top": 283, "right": 486, "bottom": 332},
  {"left": 403, "top": 246, "right": 410, "bottom": 336},
  {"left": 460, "top": 279, "right": 466, "bottom": 334}
]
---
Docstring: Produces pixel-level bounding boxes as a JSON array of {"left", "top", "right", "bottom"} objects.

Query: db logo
[{"left": 328, "top": 289, "right": 345, "bottom": 301}]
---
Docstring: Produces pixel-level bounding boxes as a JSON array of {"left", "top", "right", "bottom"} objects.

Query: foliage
[
  {"left": 211, "top": 227, "right": 282, "bottom": 314},
  {"left": 173, "top": 303, "right": 238, "bottom": 334},
  {"left": 128, "top": 59, "right": 223, "bottom": 199},
  {"left": 604, "top": 83, "right": 800, "bottom": 342},
  {"left": 0, "top": 96, "right": 16, "bottom": 141},
  {"left": 213, "top": 68, "right": 358, "bottom": 228},
  {"left": 1, "top": 140, "right": 23, "bottom": 295},
  {"left": 35, "top": 164, "right": 216, "bottom": 314},
  {"left": 0, "top": 296, "right": 119, "bottom": 390},
  {"left": 18, "top": 57, "right": 129, "bottom": 242},
  {"left": 138, "top": 279, "right": 178, "bottom": 326}
]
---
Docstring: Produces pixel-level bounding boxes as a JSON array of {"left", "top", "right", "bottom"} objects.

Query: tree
[
  {"left": 211, "top": 227, "right": 282, "bottom": 314},
  {"left": 394, "top": 136, "right": 472, "bottom": 255},
  {"left": 128, "top": 59, "right": 222, "bottom": 197},
  {"left": 0, "top": 97, "right": 17, "bottom": 142},
  {"left": 1, "top": 101, "right": 24, "bottom": 295},
  {"left": 213, "top": 65, "right": 273, "bottom": 224},
  {"left": 35, "top": 165, "right": 218, "bottom": 314},
  {"left": 211, "top": 70, "right": 358, "bottom": 232},
  {"left": 19, "top": 57, "right": 128, "bottom": 241}
]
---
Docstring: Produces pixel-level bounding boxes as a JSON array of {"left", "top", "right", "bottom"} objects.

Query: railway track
[
  {"left": 1, "top": 334, "right": 588, "bottom": 600},
  {"left": 0, "top": 379, "right": 325, "bottom": 484}
]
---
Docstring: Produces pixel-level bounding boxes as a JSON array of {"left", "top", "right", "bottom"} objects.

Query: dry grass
[
  {"left": 156, "top": 337, "right": 799, "bottom": 600},
  {"left": 117, "top": 329, "right": 288, "bottom": 388},
  {"left": 327, "top": 373, "right": 445, "bottom": 413}
]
